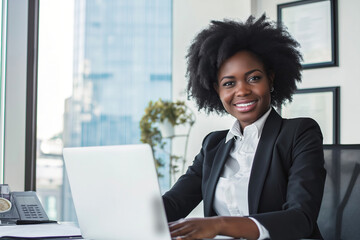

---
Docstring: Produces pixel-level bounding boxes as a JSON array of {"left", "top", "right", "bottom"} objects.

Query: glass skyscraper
[{"left": 62, "top": 0, "right": 172, "bottom": 221}]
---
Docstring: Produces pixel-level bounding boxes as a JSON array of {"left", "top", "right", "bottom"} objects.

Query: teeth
[{"left": 236, "top": 101, "right": 255, "bottom": 107}]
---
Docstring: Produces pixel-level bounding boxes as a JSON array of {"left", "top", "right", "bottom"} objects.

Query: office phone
[{"left": 0, "top": 184, "right": 53, "bottom": 225}]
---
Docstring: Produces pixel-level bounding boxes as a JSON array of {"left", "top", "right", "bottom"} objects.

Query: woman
[{"left": 162, "top": 15, "right": 326, "bottom": 240}]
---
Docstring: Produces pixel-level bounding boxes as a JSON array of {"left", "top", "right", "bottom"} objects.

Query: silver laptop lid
[{"left": 63, "top": 144, "right": 170, "bottom": 240}]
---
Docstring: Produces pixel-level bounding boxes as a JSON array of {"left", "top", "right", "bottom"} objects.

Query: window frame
[
  {"left": 2, "top": 0, "right": 39, "bottom": 190},
  {"left": 24, "top": 0, "right": 39, "bottom": 191}
]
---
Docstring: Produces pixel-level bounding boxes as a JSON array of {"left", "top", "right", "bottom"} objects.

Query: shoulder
[
  {"left": 264, "top": 109, "right": 322, "bottom": 139},
  {"left": 281, "top": 117, "right": 322, "bottom": 134},
  {"left": 267, "top": 108, "right": 320, "bottom": 129},
  {"left": 279, "top": 117, "right": 323, "bottom": 148},
  {"left": 201, "top": 130, "right": 229, "bottom": 149}
]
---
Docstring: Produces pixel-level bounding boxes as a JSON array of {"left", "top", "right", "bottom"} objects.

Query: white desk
[{"left": 0, "top": 222, "right": 81, "bottom": 239}]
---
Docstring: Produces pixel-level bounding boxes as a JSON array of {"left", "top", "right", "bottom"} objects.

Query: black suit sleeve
[
  {"left": 162, "top": 136, "right": 207, "bottom": 221},
  {"left": 250, "top": 118, "right": 326, "bottom": 240}
]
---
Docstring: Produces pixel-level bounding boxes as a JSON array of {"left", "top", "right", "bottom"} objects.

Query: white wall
[
  {"left": 252, "top": 0, "right": 360, "bottom": 144},
  {"left": 172, "top": 0, "right": 251, "bottom": 180}
]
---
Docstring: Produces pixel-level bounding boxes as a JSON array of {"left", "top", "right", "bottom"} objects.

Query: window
[{"left": 37, "top": 0, "right": 172, "bottom": 222}]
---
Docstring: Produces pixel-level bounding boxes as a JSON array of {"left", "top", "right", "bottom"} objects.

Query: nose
[{"left": 235, "top": 81, "right": 251, "bottom": 97}]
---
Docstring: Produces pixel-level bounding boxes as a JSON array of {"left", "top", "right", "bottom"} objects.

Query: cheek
[
  {"left": 264, "top": 91, "right": 272, "bottom": 105},
  {"left": 217, "top": 91, "right": 231, "bottom": 111},
  {"left": 259, "top": 85, "right": 271, "bottom": 100},
  {"left": 218, "top": 91, "right": 231, "bottom": 104}
]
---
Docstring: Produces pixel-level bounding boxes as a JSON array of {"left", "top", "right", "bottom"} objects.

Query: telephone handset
[{"left": 0, "top": 184, "right": 55, "bottom": 225}]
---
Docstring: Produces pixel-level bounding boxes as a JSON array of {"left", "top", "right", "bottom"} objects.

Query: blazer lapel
[
  {"left": 204, "top": 138, "right": 234, "bottom": 216},
  {"left": 248, "top": 108, "right": 282, "bottom": 214}
]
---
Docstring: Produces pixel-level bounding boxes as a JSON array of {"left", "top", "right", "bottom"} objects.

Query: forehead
[{"left": 218, "top": 51, "right": 265, "bottom": 75}]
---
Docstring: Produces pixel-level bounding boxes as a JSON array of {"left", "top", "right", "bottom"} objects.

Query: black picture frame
[
  {"left": 277, "top": 0, "right": 338, "bottom": 69},
  {"left": 280, "top": 87, "right": 340, "bottom": 144}
]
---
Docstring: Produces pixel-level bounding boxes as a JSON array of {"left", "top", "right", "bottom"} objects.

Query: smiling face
[{"left": 215, "top": 51, "right": 273, "bottom": 130}]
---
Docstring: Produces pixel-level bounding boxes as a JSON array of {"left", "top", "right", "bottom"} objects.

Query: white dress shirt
[{"left": 213, "top": 108, "right": 271, "bottom": 239}]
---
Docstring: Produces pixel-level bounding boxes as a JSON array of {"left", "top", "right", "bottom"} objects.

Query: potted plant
[{"left": 140, "top": 99, "right": 195, "bottom": 183}]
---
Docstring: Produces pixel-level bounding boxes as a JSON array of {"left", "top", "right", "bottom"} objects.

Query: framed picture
[
  {"left": 281, "top": 87, "right": 340, "bottom": 144},
  {"left": 278, "top": 0, "right": 338, "bottom": 69}
]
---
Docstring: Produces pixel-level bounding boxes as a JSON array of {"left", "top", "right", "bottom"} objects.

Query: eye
[
  {"left": 222, "top": 81, "right": 234, "bottom": 87},
  {"left": 248, "top": 75, "right": 261, "bottom": 83}
]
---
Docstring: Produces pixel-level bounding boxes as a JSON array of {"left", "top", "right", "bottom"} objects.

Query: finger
[
  {"left": 169, "top": 218, "right": 185, "bottom": 226},
  {"left": 177, "top": 229, "right": 199, "bottom": 240},
  {"left": 172, "top": 236, "right": 185, "bottom": 240},
  {"left": 169, "top": 219, "right": 187, "bottom": 231},
  {"left": 169, "top": 217, "right": 200, "bottom": 226},
  {"left": 170, "top": 224, "right": 193, "bottom": 238}
]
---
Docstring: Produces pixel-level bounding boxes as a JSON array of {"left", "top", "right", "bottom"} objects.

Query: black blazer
[{"left": 163, "top": 108, "right": 326, "bottom": 240}]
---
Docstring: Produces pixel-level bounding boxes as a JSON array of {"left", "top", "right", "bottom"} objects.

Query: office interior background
[{"left": 0, "top": 0, "right": 359, "bottom": 223}]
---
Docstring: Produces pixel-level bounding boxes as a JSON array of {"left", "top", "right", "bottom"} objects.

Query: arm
[
  {"left": 169, "top": 216, "right": 260, "bottom": 240},
  {"left": 162, "top": 130, "right": 228, "bottom": 221},
  {"left": 162, "top": 134, "right": 209, "bottom": 221},
  {"left": 162, "top": 160, "right": 203, "bottom": 221}
]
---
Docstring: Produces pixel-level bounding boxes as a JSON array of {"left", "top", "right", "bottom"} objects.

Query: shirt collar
[{"left": 225, "top": 107, "right": 272, "bottom": 143}]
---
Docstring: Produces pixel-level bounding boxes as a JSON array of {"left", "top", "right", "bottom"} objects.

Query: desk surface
[{"left": 0, "top": 222, "right": 81, "bottom": 239}]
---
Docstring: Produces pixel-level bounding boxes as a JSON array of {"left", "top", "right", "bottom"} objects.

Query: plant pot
[{"left": 158, "top": 119, "right": 174, "bottom": 138}]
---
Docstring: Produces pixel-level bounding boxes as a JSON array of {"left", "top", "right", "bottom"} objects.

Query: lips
[
  {"left": 233, "top": 100, "right": 257, "bottom": 112},
  {"left": 235, "top": 101, "right": 256, "bottom": 107}
]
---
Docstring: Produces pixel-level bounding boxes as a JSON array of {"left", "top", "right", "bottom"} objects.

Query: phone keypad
[{"left": 21, "top": 204, "right": 45, "bottom": 219}]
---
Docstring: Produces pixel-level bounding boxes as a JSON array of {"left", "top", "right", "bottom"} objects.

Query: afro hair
[{"left": 186, "top": 14, "right": 303, "bottom": 113}]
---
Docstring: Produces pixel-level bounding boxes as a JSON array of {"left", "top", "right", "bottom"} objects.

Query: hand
[{"left": 169, "top": 217, "right": 222, "bottom": 240}]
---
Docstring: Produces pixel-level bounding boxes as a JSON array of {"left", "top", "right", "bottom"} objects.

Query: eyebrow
[{"left": 219, "top": 69, "right": 264, "bottom": 82}]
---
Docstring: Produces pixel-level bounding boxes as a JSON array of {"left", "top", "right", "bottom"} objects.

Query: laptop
[{"left": 62, "top": 144, "right": 171, "bottom": 240}]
